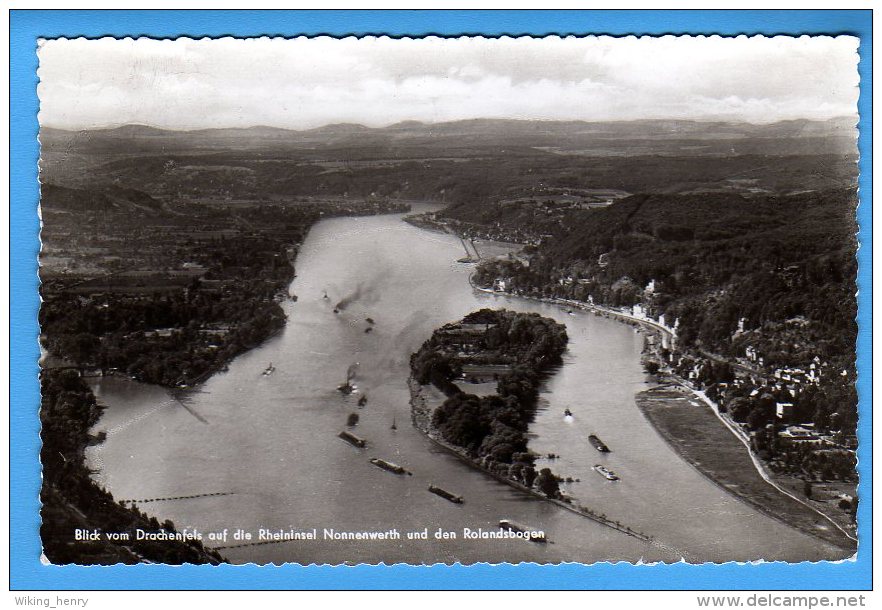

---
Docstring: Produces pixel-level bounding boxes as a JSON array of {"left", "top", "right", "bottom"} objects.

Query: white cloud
[{"left": 37, "top": 35, "right": 859, "bottom": 130}]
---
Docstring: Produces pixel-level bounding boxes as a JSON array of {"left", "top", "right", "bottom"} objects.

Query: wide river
[{"left": 86, "top": 207, "right": 847, "bottom": 564}]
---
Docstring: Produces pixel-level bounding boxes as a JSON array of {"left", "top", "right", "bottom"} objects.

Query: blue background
[{"left": 10, "top": 9, "right": 873, "bottom": 590}]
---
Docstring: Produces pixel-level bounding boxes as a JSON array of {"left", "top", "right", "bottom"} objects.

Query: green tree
[{"left": 535, "top": 468, "right": 560, "bottom": 498}]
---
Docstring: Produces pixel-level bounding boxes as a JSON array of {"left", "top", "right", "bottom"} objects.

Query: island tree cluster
[{"left": 411, "top": 309, "right": 568, "bottom": 495}]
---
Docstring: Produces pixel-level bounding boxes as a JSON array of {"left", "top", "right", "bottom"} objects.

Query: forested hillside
[{"left": 473, "top": 188, "right": 859, "bottom": 434}]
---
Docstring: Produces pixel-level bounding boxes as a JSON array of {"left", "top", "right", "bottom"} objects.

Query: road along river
[{"left": 86, "top": 206, "right": 849, "bottom": 564}]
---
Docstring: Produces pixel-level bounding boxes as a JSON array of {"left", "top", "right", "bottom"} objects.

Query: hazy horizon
[
  {"left": 39, "top": 114, "right": 858, "bottom": 133},
  {"left": 38, "top": 36, "right": 859, "bottom": 131}
]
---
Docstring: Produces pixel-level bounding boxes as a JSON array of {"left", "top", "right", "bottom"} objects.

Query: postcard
[{"left": 11, "top": 10, "right": 872, "bottom": 592}]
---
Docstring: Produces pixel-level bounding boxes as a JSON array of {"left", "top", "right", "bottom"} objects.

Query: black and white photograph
[{"left": 36, "top": 34, "right": 860, "bottom": 566}]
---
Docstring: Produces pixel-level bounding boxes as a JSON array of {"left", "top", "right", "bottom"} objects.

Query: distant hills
[
  {"left": 42, "top": 116, "right": 858, "bottom": 139},
  {"left": 40, "top": 117, "right": 857, "bottom": 157}
]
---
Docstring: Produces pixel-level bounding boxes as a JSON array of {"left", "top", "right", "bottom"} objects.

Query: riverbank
[
  {"left": 685, "top": 384, "right": 858, "bottom": 548},
  {"left": 636, "top": 382, "right": 855, "bottom": 553},
  {"left": 40, "top": 199, "right": 410, "bottom": 389},
  {"left": 402, "top": 212, "right": 449, "bottom": 235},
  {"left": 469, "top": 277, "right": 857, "bottom": 554},
  {"left": 469, "top": 276, "right": 677, "bottom": 341},
  {"left": 408, "top": 378, "right": 660, "bottom": 549},
  {"left": 40, "top": 370, "right": 225, "bottom": 565}
]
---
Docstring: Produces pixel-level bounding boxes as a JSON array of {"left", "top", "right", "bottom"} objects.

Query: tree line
[{"left": 411, "top": 309, "right": 568, "bottom": 497}]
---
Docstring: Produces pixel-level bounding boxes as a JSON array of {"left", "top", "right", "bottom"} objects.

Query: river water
[{"left": 86, "top": 207, "right": 847, "bottom": 564}]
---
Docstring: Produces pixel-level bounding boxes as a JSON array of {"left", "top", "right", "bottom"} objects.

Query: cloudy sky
[{"left": 37, "top": 35, "right": 859, "bottom": 130}]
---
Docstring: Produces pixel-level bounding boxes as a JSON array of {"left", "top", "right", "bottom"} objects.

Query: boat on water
[
  {"left": 366, "top": 317, "right": 375, "bottom": 325},
  {"left": 364, "top": 327, "right": 373, "bottom": 334},
  {"left": 262, "top": 363, "right": 276, "bottom": 376},
  {"left": 338, "top": 367, "right": 357, "bottom": 394},
  {"left": 369, "top": 458, "right": 411, "bottom": 476},
  {"left": 593, "top": 464, "right": 619, "bottom": 481},
  {"left": 564, "top": 408, "right": 573, "bottom": 417},
  {"left": 588, "top": 434, "right": 610, "bottom": 452},
  {"left": 358, "top": 395, "right": 368, "bottom": 407},
  {"left": 498, "top": 519, "right": 547, "bottom": 543},
  {"left": 338, "top": 430, "right": 367, "bottom": 448},
  {"left": 428, "top": 484, "right": 463, "bottom": 504},
  {"left": 390, "top": 416, "right": 397, "bottom": 431}
]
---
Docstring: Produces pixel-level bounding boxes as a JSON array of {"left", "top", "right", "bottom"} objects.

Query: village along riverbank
[{"left": 469, "top": 278, "right": 855, "bottom": 552}]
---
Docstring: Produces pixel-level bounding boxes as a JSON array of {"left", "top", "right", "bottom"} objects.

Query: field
[{"left": 636, "top": 383, "right": 855, "bottom": 551}]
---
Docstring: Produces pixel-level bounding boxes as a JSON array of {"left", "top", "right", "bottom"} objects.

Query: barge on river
[
  {"left": 428, "top": 484, "right": 463, "bottom": 504},
  {"left": 338, "top": 430, "right": 366, "bottom": 448},
  {"left": 588, "top": 434, "right": 610, "bottom": 452},
  {"left": 498, "top": 519, "right": 547, "bottom": 543},
  {"left": 370, "top": 458, "right": 412, "bottom": 476},
  {"left": 593, "top": 464, "right": 619, "bottom": 481}
]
